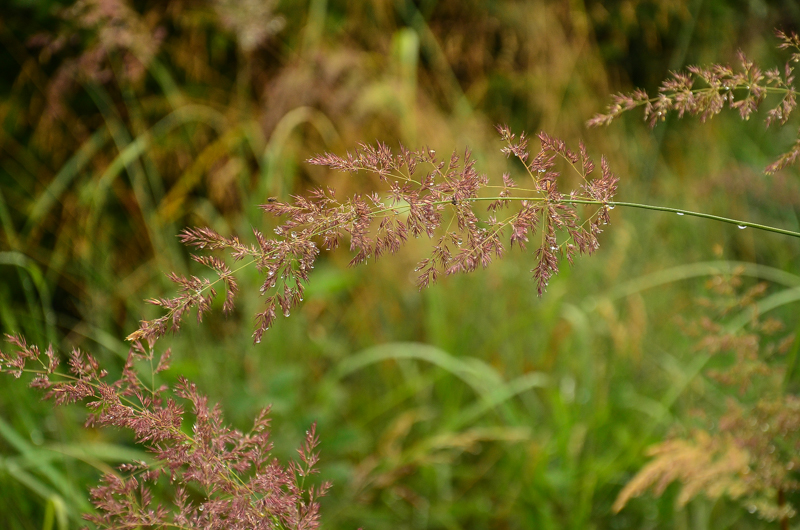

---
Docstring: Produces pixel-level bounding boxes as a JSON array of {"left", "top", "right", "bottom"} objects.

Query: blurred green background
[{"left": 1, "top": 0, "right": 800, "bottom": 528}]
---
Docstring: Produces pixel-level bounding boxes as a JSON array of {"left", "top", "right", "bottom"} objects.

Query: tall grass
[{"left": 1, "top": 0, "right": 799, "bottom": 528}]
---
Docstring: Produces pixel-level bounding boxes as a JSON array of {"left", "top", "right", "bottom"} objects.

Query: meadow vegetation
[{"left": 1, "top": 0, "right": 799, "bottom": 528}]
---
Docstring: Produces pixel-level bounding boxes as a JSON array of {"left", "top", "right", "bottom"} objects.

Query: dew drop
[
  {"left": 550, "top": 246, "right": 558, "bottom": 250},
  {"left": 274, "top": 227, "right": 283, "bottom": 235},
  {"left": 738, "top": 225, "right": 747, "bottom": 230},
  {"left": 291, "top": 231, "right": 297, "bottom": 238},
  {"left": 268, "top": 271, "right": 275, "bottom": 277},
  {"left": 607, "top": 205, "right": 615, "bottom": 210},
  {"left": 255, "top": 339, "right": 261, "bottom": 344},
  {"left": 283, "top": 309, "right": 290, "bottom": 317},
  {"left": 747, "top": 505, "right": 756, "bottom": 514},
  {"left": 676, "top": 212, "right": 684, "bottom": 216}
]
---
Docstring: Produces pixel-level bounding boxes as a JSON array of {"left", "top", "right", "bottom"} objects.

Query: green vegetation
[{"left": 1, "top": 0, "right": 799, "bottom": 528}]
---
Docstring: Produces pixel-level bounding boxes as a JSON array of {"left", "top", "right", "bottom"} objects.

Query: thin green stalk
[
  {"left": 165, "top": 194, "right": 800, "bottom": 316},
  {"left": 360, "top": 157, "right": 800, "bottom": 237},
  {"left": 448, "top": 197, "right": 800, "bottom": 238},
  {"left": 607, "top": 201, "right": 800, "bottom": 238}
]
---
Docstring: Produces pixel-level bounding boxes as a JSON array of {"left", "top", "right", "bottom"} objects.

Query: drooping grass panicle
[
  {"left": 128, "top": 128, "right": 620, "bottom": 344},
  {"left": 588, "top": 29, "right": 800, "bottom": 174}
]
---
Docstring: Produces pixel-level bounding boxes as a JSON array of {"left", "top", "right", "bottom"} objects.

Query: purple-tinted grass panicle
[
  {"left": 588, "top": 29, "right": 800, "bottom": 175},
  {"left": 129, "top": 128, "right": 619, "bottom": 344},
  {"left": 0, "top": 335, "right": 330, "bottom": 529}
]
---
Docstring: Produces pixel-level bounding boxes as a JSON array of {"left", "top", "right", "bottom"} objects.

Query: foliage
[
  {"left": 2, "top": 0, "right": 800, "bottom": 529},
  {"left": 613, "top": 275, "right": 800, "bottom": 526},
  {"left": 590, "top": 31, "right": 800, "bottom": 528}
]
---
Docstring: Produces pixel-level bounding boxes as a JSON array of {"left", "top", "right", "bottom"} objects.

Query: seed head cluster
[
  {"left": 0, "top": 334, "right": 329, "bottom": 529},
  {"left": 129, "top": 127, "right": 619, "bottom": 346},
  {"left": 588, "top": 29, "right": 800, "bottom": 175}
]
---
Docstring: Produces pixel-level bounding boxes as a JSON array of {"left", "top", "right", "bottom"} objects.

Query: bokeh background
[{"left": 2, "top": 0, "right": 800, "bottom": 528}]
